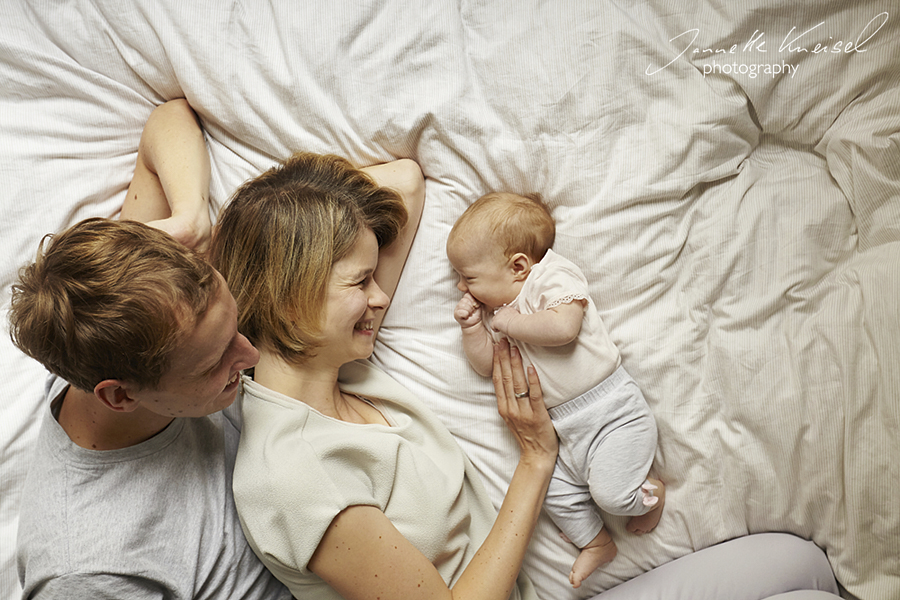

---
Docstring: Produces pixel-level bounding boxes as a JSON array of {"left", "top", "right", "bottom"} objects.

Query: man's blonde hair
[
  {"left": 209, "top": 152, "right": 407, "bottom": 365},
  {"left": 8, "top": 218, "right": 218, "bottom": 392},
  {"left": 448, "top": 192, "right": 555, "bottom": 261}
]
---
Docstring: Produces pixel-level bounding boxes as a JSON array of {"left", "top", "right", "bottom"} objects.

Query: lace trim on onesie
[{"left": 546, "top": 293, "right": 587, "bottom": 310}]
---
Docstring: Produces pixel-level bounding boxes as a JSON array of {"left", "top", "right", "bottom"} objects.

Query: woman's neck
[
  {"left": 254, "top": 348, "right": 343, "bottom": 415},
  {"left": 253, "top": 349, "right": 387, "bottom": 426}
]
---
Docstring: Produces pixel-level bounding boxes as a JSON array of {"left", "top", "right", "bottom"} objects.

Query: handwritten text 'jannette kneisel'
[{"left": 645, "top": 12, "right": 889, "bottom": 78}]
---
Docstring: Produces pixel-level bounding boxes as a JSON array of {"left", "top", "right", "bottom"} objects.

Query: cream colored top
[
  {"left": 485, "top": 249, "right": 621, "bottom": 409},
  {"left": 232, "top": 360, "right": 536, "bottom": 600}
]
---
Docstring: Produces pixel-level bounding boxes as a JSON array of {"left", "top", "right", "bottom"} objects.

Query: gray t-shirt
[{"left": 16, "top": 376, "right": 292, "bottom": 600}]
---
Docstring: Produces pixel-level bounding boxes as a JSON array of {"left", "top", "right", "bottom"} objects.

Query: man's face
[{"left": 132, "top": 273, "right": 259, "bottom": 417}]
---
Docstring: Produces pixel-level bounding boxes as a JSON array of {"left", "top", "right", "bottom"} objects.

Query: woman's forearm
[
  {"left": 450, "top": 457, "right": 555, "bottom": 600},
  {"left": 364, "top": 159, "right": 426, "bottom": 335}
]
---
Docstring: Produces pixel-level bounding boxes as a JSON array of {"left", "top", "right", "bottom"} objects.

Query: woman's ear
[
  {"left": 93, "top": 380, "right": 142, "bottom": 413},
  {"left": 509, "top": 253, "right": 534, "bottom": 282}
]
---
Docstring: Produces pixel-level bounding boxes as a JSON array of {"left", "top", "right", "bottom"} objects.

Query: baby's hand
[
  {"left": 454, "top": 293, "right": 483, "bottom": 329},
  {"left": 492, "top": 305, "right": 519, "bottom": 334}
]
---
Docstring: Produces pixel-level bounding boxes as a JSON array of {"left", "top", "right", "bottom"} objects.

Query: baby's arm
[
  {"left": 454, "top": 293, "right": 494, "bottom": 376},
  {"left": 492, "top": 300, "right": 585, "bottom": 347}
]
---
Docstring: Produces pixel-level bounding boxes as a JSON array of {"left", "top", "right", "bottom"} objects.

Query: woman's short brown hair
[
  {"left": 8, "top": 218, "right": 218, "bottom": 392},
  {"left": 209, "top": 152, "right": 407, "bottom": 365},
  {"left": 448, "top": 191, "right": 555, "bottom": 262}
]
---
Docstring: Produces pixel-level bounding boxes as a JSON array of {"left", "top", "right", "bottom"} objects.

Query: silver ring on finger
[{"left": 514, "top": 390, "right": 529, "bottom": 399}]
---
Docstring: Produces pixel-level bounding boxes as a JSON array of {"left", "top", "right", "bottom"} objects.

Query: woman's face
[{"left": 318, "top": 228, "right": 389, "bottom": 366}]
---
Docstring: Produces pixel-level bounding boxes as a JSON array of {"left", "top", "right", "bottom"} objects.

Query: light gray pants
[
  {"left": 545, "top": 366, "right": 658, "bottom": 548},
  {"left": 592, "top": 533, "right": 840, "bottom": 600}
]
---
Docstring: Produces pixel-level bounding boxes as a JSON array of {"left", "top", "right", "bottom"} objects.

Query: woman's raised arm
[
  {"left": 360, "top": 159, "right": 425, "bottom": 335},
  {"left": 121, "top": 99, "right": 212, "bottom": 251}
]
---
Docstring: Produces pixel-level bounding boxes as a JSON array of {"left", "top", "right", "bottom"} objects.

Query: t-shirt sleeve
[
  {"left": 234, "top": 407, "right": 395, "bottom": 586},
  {"left": 531, "top": 259, "right": 591, "bottom": 311},
  {"left": 31, "top": 573, "right": 170, "bottom": 600}
]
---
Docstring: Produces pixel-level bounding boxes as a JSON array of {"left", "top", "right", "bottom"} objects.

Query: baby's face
[{"left": 447, "top": 238, "right": 520, "bottom": 310}]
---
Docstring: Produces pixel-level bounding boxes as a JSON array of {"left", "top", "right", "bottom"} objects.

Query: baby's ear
[{"left": 509, "top": 253, "right": 533, "bottom": 281}]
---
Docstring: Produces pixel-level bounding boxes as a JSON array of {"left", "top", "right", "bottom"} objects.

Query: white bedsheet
[{"left": 1, "top": 2, "right": 898, "bottom": 599}]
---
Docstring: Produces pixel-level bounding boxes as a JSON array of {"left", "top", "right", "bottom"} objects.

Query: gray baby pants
[{"left": 545, "top": 366, "right": 658, "bottom": 548}]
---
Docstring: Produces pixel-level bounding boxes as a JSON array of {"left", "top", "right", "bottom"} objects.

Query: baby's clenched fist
[{"left": 454, "top": 292, "right": 483, "bottom": 328}]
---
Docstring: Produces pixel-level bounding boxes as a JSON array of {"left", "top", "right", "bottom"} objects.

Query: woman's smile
[{"left": 318, "top": 229, "right": 389, "bottom": 365}]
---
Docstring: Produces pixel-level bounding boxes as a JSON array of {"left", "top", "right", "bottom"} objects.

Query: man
[
  {"left": 9, "top": 217, "right": 291, "bottom": 599},
  {"left": 7, "top": 100, "right": 291, "bottom": 599}
]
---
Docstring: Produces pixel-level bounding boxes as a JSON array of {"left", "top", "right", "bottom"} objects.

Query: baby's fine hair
[{"left": 449, "top": 191, "right": 555, "bottom": 262}]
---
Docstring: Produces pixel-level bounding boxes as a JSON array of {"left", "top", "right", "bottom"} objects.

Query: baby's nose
[{"left": 457, "top": 280, "right": 467, "bottom": 293}]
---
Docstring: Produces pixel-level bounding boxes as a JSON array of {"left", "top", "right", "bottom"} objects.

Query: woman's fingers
[
  {"left": 507, "top": 344, "right": 530, "bottom": 404},
  {"left": 492, "top": 340, "right": 558, "bottom": 461},
  {"left": 492, "top": 339, "right": 536, "bottom": 421},
  {"left": 526, "top": 365, "right": 544, "bottom": 408},
  {"left": 492, "top": 339, "right": 513, "bottom": 416}
]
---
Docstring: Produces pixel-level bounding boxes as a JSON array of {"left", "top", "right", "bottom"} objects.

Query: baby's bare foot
[
  {"left": 569, "top": 528, "right": 617, "bottom": 589},
  {"left": 626, "top": 478, "right": 665, "bottom": 535}
]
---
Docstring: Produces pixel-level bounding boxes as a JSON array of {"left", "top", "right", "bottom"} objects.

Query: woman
[
  {"left": 120, "top": 101, "right": 838, "bottom": 600},
  {"left": 209, "top": 152, "right": 557, "bottom": 600}
]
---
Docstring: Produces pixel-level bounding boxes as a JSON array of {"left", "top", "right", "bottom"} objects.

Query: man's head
[{"left": 9, "top": 218, "right": 258, "bottom": 415}]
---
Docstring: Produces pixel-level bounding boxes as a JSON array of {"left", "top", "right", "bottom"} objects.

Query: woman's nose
[{"left": 369, "top": 281, "right": 390, "bottom": 310}]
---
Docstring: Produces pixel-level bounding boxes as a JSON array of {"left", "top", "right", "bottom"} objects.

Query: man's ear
[
  {"left": 93, "top": 380, "right": 142, "bottom": 413},
  {"left": 509, "top": 253, "right": 534, "bottom": 282}
]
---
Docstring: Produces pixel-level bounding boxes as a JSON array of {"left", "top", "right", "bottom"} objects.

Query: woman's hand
[{"left": 492, "top": 338, "right": 558, "bottom": 466}]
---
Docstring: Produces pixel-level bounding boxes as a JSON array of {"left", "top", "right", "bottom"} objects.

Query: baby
[{"left": 446, "top": 192, "right": 665, "bottom": 588}]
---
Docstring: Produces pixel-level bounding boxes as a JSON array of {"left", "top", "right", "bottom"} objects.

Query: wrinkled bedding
[{"left": 1, "top": 2, "right": 898, "bottom": 599}]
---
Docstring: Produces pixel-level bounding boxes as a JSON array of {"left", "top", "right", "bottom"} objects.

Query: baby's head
[{"left": 446, "top": 192, "right": 555, "bottom": 309}]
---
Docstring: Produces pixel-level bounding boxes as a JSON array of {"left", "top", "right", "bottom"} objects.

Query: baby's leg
[
  {"left": 585, "top": 377, "right": 662, "bottom": 525},
  {"left": 569, "top": 527, "right": 617, "bottom": 589},
  {"left": 543, "top": 437, "right": 612, "bottom": 587}
]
